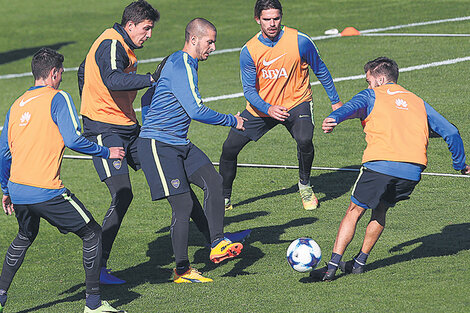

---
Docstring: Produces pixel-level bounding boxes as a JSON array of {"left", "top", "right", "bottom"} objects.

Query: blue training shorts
[
  {"left": 351, "top": 166, "right": 419, "bottom": 209},
  {"left": 137, "top": 138, "right": 212, "bottom": 200}
]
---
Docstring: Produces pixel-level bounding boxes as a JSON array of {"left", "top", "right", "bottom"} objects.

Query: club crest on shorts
[
  {"left": 171, "top": 179, "right": 180, "bottom": 189},
  {"left": 113, "top": 160, "right": 122, "bottom": 170}
]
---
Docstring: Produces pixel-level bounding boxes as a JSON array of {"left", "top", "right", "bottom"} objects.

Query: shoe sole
[{"left": 210, "top": 243, "right": 243, "bottom": 263}]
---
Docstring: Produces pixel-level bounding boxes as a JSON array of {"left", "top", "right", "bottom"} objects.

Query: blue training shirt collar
[{"left": 181, "top": 50, "right": 199, "bottom": 70}]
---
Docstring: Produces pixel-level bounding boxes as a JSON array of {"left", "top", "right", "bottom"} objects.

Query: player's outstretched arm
[
  {"left": 322, "top": 117, "right": 338, "bottom": 133},
  {"left": 108, "top": 147, "right": 125, "bottom": 160}
]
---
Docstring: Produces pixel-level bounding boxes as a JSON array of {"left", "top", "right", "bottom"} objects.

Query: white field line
[
  {"left": 362, "top": 33, "right": 470, "bottom": 37},
  {"left": 0, "top": 55, "right": 469, "bottom": 131},
  {"left": 359, "top": 16, "right": 470, "bottom": 34},
  {"left": 61, "top": 155, "right": 469, "bottom": 178},
  {"left": 1, "top": 15, "right": 469, "bottom": 80},
  {"left": 203, "top": 55, "right": 470, "bottom": 102}
]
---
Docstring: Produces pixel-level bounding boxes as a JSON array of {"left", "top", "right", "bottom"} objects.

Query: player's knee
[
  {"left": 114, "top": 187, "right": 133, "bottom": 210},
  {"left": 76, "top": 220, "right": 102, "bottom": 241},
  {"left": 296, "top": 136, "right": 313, "bottom": 151},
  {"left": 18, "top": 230, "right": 37, "bottom": 244},
  {"left": 221, "top": 132, "right": 248, "bottom": 159}
]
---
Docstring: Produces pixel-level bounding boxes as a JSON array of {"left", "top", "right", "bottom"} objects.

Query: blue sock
[
  {"left": 327, "top": 253, "right": 342, "bottom": 271},
  {"left": 0, "top": 289, "right": 7, "bottom": 307},
  {"left": 354, "top": 251, "right": 369, "bottom": 268},
  {"left": 86, "top": 293, "right": 101, "bottom": 310}
]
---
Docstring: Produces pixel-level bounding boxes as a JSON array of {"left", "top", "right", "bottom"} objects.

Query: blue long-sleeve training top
[
  {"left": 140, "top": 50, "right": 237, "bottom": 145},
  {"left": 0, "top": 86, "right": 110, "bottom": 204},
  {"left": 327, "top": 86, "right": 466, "bottom": 181},
  {"left": 240, "top": 27, "right": 340, "bottom": 114}
]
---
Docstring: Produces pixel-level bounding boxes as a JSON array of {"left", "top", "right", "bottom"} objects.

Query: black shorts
[
  {"left": 138, "top": 138, "right": 212, "bottom": 200},
  {"left": 351, "top": 167, "right": 419, "bottom": 210},
  {"left": 83, "top": 117, "right": 141, "bottom": 181},
  {"left": 14, "top": 189, "right": 94, "bottom": 237},
  {"left": 232, "top": 101, "right": 314, "bottom": 141}
]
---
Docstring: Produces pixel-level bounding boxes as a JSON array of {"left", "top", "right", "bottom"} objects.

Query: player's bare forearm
[{"left": 332, "top": 101, "right": 343, "bottom": 111}]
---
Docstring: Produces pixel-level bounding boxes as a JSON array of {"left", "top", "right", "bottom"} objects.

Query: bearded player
[{"left": 219, "top": 0, "right": 343, "bottom": 211}]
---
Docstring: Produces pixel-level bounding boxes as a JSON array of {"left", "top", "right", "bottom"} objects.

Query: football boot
[{"left": 173, "top": 268, "right": 213, "bottom": 283}]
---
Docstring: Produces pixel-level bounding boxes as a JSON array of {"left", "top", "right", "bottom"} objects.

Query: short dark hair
[
  {"left": 121, "top": 0, "right": 160, "bottom": 26},
  {"left": 254, "top": 0, "right": 282, "bottom": 18},
  {"left": 31, "top": 47, "right": 64, "bottom": 80},
  {"left": 364, "top": 57, "right": 399, "bottom": 83},
  {"left": 184, "top": 18, "right": 217, "bottom": 42}
]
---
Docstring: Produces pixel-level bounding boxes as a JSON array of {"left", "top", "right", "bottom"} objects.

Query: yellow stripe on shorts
[
  {"left": 151, "top": 139, "right": 169, "bottom": 197},
  {"left": 351, "top": 166, "right": 365, "bottom": 196},
  {"left": 62, "top": 193, "right": 90, "bottom": 224},
  {"left": 97, "top": 134, "right": 111, "bottom": 178}
]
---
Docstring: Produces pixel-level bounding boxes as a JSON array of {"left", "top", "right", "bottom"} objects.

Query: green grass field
[{"left": 1, "top": 0, "right": 470, "bottom": 312}]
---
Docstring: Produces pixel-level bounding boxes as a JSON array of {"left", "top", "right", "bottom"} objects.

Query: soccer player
[
  {"left": 77, "top": 0, "right": 159, "bottom": 284},
  {"left": 219, "top": 0, "right": 343, "bottom": 211},
  {"left": 0, "top": 48, "right": 126, "bottom": 313},
  {"left": 138, "top": 18, "right": 245, "bottom": 283},
  {"left": 312, "top": 57, "right": 469, "bottom": 281}
]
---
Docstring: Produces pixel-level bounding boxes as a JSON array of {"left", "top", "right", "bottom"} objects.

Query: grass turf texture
[{"left": 1, "top": 0, "right": 470, "bottom": 312}]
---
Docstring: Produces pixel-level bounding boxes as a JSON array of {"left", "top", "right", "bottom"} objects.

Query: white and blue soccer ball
[{"left": 286, "top": 237, "right": 322, "bottom": 272}]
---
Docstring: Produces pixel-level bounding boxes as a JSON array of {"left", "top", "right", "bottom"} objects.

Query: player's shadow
[
  {"left": 302, "top": 223, "right": 470, "bottom": 284},
  {"left": 193, "top": 216, "right": 318, "bottom": 277},
  {"left": 0, "top": 42, "right": 75, "bottom": 65},
  {"left": 18, "top": 211, "right": 268, "bottom": 311},
  {"left": 234, "top": 165, "right": 360, "bottom": 208},
  {"left": 367, "top": 222, "right": 470, "bottom": 271}
]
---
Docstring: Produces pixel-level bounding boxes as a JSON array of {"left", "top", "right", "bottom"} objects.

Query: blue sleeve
[
  {"left": 240, "top": 45, "right": 271, "bottom": 114},
  {"left": 0, "top": 111, "right": 11, "bottom": 195},
  {"left": 172, "top": 57, "right": 237, "bottom": 127},
  {"left": 51, "top": 92, "right": 110, "bottom": 158},
  {"left": 298, "top": 32, "right": 340, "bottom": 104},
  {"left": 95, "top": 40, "right": 152, "bottom": 91},
  {"left": 141, "top": 85, "right": 156, "bottom": 125},
  {"left": 425, "top": 101, "right": 466, "bottom": 170},
  {"left": 328, "top": 89, "right": 374, "bottom": 123}
]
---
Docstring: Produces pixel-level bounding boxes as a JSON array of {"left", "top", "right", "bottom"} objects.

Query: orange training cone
[{"left": 340, "top": 27, "right": 361, "bottom": 36}]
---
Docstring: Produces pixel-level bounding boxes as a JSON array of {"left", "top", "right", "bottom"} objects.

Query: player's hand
[
  {"left": 322, "top": 117, "right": 338, "bottom": 133},
  {"left": 109, "top": 147, "right": 125, "bottom": 160},
  {"left": 267, "top": 105, "right": 290, "bottom": 121},
  {"left": 332, "top": 101, "right": 343, "bottom": 111},
  {"left": 234, "top": 112, "right": 247, "bottom": 130},
  {"left": 460, "top": 164, "right": 470, "bottom": 175},
  {"left": 2, "top": 195, "right": 13, "bottom": 215}
]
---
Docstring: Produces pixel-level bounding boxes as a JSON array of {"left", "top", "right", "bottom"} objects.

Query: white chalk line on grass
[
  {"left": 2, "top": 15, "right": 470, "bottom": 80},
  {"left": 362, "top": 33, "right": 470, "bottom": 37},
  {"left": 0, "top": 55, "right": 469, "bottom": 131},
  {"left": 203, "top": 55, "right": 470, "bottom": 103},
  {"left": 61, "top": 155, "right": 469, "bottom": 178}
]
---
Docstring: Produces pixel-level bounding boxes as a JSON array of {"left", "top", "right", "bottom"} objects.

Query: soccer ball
[{"left": 286, "top": 237, "right": 322, "bottom": 272}]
